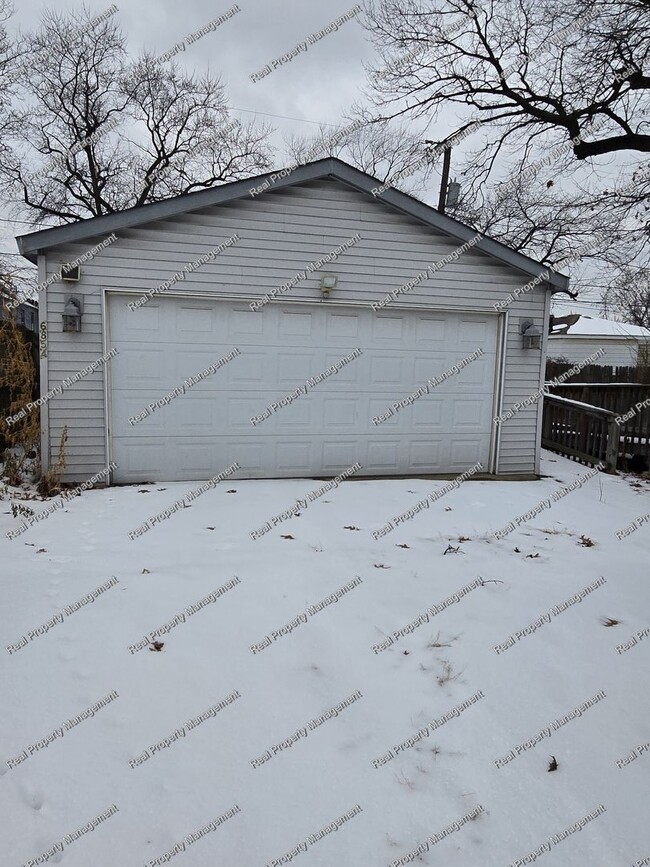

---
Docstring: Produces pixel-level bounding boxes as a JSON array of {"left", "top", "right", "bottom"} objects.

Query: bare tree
[
  {"left": 285, "top": 112, "right": 436, "bottom": 195},
  {"left": 362, "top": 0, "right": 650, "bottom": 313},
  {"left": 0, "top": 6, "right": 272, "bottom": 224},
  {"left": 0, "top": 0, "right": 23, "bottom": 162},
  {"left": 605, "top": 268, "right": 650, "bottom": 327},
  {"left": 452, "top": 161, "right": 650, "bottom": 294},
  {"left": 364, "top": 0, "right": 650, "bottom": 186}
]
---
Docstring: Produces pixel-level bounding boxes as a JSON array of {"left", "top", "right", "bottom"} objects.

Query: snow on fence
[{"left": 542, "top": 393, "right": 650, "bottom": 472}]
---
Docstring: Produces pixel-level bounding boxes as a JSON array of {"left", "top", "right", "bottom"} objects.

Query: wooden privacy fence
[
  {"left": 546, "top": 382, "right": 650, "bottom": 416},
  {"left": 545, "top": 361, "right": 650, "bottom": 384},
  {"left": 542, "top": 394, "right": 650, "bottom": 472}
]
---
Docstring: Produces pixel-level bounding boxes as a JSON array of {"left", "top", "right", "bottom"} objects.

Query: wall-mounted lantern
[
  {"left": 520, "top": 319, "right": 542, "bottom": 350},
  {"left": 320, "top": 275, "right": 337, "bottom": 297},
  {"left": 62, "top": 295, "right": 83, "bottom": 332}
]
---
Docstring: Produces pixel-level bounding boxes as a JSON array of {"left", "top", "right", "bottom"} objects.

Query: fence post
[{"left": 606, "top": 417, "right": 620, "bottom": 473}]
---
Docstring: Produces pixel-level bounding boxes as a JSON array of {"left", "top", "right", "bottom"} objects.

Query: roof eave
[{"left": 16, "top": 157, "right": 568, "bottom": 290}]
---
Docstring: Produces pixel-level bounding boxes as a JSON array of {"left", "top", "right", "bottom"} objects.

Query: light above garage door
[{"left": 107, "top": 295, "right": 499, "bottom": 483}]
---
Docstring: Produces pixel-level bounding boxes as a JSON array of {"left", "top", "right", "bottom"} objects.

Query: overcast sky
[
  {"left": 1, "top": 0, "right": 620, "bottom": 314},
  {"left": 12, "top": 0, "right": 373, "bottom": 131},
  {"left": 1, "top": 0, "right": 451, "bottom": 264}
]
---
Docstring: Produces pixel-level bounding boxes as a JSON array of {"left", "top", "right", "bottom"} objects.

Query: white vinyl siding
[{"left": 548, "top": 336, "right": 646, "bottom": 368}]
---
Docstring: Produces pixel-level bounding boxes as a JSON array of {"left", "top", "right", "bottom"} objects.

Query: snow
[
  {"left": 550, "top": 308, "right": 650, "bottom": 339},
  {"left": 1, "top": 451, "right": 649, "bottom": 867}
]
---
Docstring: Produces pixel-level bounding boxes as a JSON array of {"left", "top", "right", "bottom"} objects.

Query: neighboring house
[
  {"left": 0, "top": 297, "right": 38, "bottom": 332},
  {"left": 548, "top": 309, "right": 650, "bottom": 367},
  {"left": 16, "top": 158, "right": 568, "bottom": 484}
]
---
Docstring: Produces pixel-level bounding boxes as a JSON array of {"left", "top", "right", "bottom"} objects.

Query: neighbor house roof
[
  {"left": 15, "top": 157, "right": 569, "bottom": 291},
  {"left": 550, "top": 309, "right": 650, "bottom": 339}
]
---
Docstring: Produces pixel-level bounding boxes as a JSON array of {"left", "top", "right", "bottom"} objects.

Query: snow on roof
[{"left": 550, "top": 308, "right": 650, "bottom": 339}]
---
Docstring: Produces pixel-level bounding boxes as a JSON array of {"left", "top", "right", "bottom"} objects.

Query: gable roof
[
  {"left": 16, "top": 157, "right": 568, "bottom": 291},
  {"left": 549, "top": 309, "right": 650, "bottom": 339}
]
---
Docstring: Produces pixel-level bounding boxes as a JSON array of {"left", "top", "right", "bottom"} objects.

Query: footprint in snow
[{"left": 19, "top": 781, "right": 45, "bottom": 811}]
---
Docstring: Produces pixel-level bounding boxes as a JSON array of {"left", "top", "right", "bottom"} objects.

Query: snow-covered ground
[{"left": 1, "top": 451, "right": 649, "bottom": 867}]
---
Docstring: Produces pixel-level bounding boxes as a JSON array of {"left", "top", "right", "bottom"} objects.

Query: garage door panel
[
  {"left": 121, "top": 442, "right": 166, "bottom": 476},
  {"left": 108, "top": 296, "right": 498, "bottom": 482},
  {"left": 176, "top": 439, "right": 232, "bottom": 476},
  {"left": 452, "top": 401, "right": 487, "bottom": 428},
  {"left": 169, "top": 351, "right": 229, "bottom": 382},
  {"left": 325, "top": 312, "right": 361, "bottom": 339},
  {"left": 177, "top": 443, "right": 220, "bottom": 474},
  {"left": 121, "top": 306, "right": 161, "bottom": 335},
  {"left": 228, "top": 397, "right": 267, "bottom": 428},
  {"left": 413, "top": 316, "right": 448, "bottom": 344},
  {"left": 230, "top": 308, "right": 265, "bottom": 335},
  {"left": 412, "top": 401, "right": 444, "bottom": 426},
  {"left": 458, "top": 367, "right": 492, "bottom": 388},
  {"left": 411, "top": 354, "right": 487, "bottom": 384},
  {"left": 369, "top": 355, "right": 406, "bottom": 385},
  {"left": 371, "top": 316, "right": 406, "bottom": 341},
  {"left": 231, "top": 353, "right": 267, "bottom": 384},
  {"left": 278, "top": 310, "right": 314, "bottom": 338},
  {"left": 366, "top": 441, "right": 401, "bottom": 468},
  {"left": 323, "top": 399, "right": 357, "bottom": 427},
  {"left": 322, "top": 353, "right": 363, "bottom": 384},
  {"left": 177, "top": 396, "right": 215, "bottom": 429},
  {"left": 450, "top": 438, "right": 485, "bottom": 466},
  {"left": 320, "top": 441, "right": 358, "bottom": 469},
  {"left": 113, "top": 397, "right": 161, "bottom": 430},
  {"left": 277, "top": 352, "right": 313, "bottom": 383},
  {"left": 275, "top": 402, "right": 314, "bottom": 428},
  {"left": 234, "top": 441, "right": 264, "bottom": 472},
  {"left": 458, "top": 318, "right": 491, "bottom": 344},
  {"left": 276, "top": 441, "right": 311, "bottom": 472},
  {"left": 177, "top": 305, "right": 216, "bottom": 333},
  {"left": 408, "top": 439, "right": 443, "bottom": 469},
  {"left": 368, "top": 400, "right": 397, "bottom": 425},
  {"left": 112, "top": 348, "right": 167, "bottom": 383}
]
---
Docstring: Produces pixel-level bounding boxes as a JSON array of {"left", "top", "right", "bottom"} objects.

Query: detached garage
[{"left": 16, "top": 158, "right": 568, "bottom": 484}]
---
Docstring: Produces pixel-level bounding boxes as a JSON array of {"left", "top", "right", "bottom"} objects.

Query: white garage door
[{"left": 107, "top": 295, "right": 499, "bottom": 483}]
